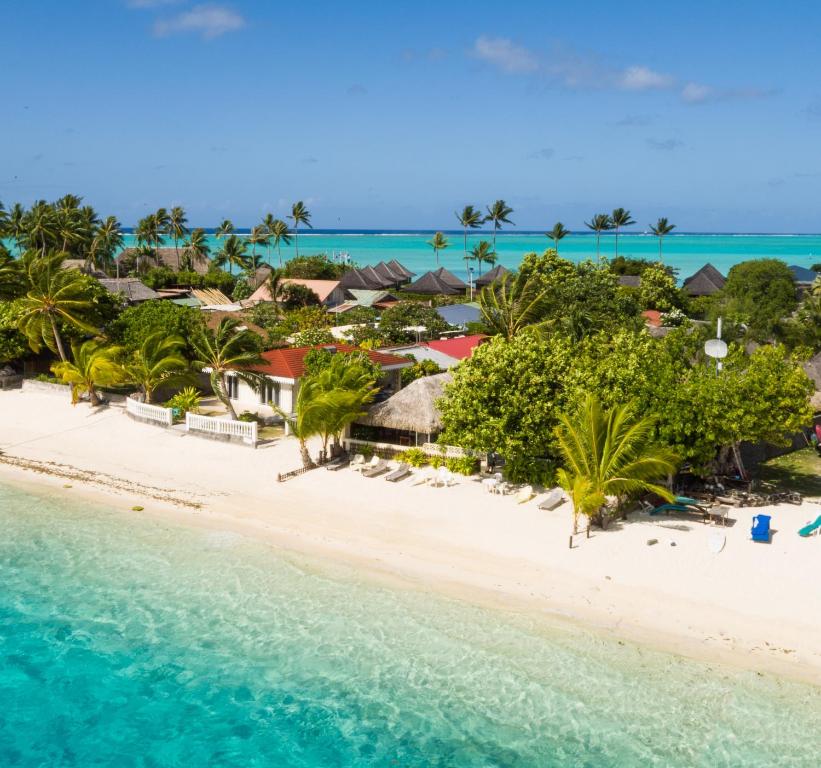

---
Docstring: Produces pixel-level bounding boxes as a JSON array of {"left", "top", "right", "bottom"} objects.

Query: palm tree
[
  {"left": 16, "top": 253, "right": 97, "bottom": 361},
  {"left": 190, "top": 317, "right": 264, "bottom": 420},
  {"left": 261, "top": 213, "right": 276, "bottom": 265},
  {"left": 288, "top": 201, "right": 312, "bottom": 258},
  {"left": 267, "top": 218, "right": 291, "bottom": 267},
  {"left": 123, "top": 332, "right": 190, "bottom": 403},
  {"left": 547, "top": 222, "right": 570, "bottom": 253},
  {"left": 427, "top": 231, "right": 449, "bottom": 266},
  {"left": 167, "top": 206, "right": 189, "bottom": 270},
  {"left": 216, "top": 219, "right": 235, "bottom": 240},
  {"left": 154, "top": 208, "right": 169, "bottom": 257},
  {"left": 469, "top": 240, "right": 496, "bottom": 276},
  {"left": 272, "top": 378, "right": 326, "bottom": 468},
  {"left": 215, "top": 234, "right": 250, "bottom": 275},
  {"left": 266, "top": 267, "right": 285, "bottom": 305},
  {"left": 0, "top": 249, "right": 22, "bottom": 299},
  {"left": 555, "top": 395, "right": 679, "bottom": 532},
  {"left": 135, "top": 213, "right": 160, "bottom": 262},
  {"left": 7, "top": 203, "right": 26, "bottom": 249},
  {"left": 182, "top": 228, "right": 210, "bottom": 272},
  {"left": 51, "top": 339, "right": 125, "bottom": 406},
  {"left": 133, "top": 245, "right": 158, "bottom": 275},
  {"left": 478, "top": 272, "right": 550, "bottom": 339},
  {"left": 247, "top": 225, "right": 269, "bottom": 271},
  {"left": 485, "top": 199, "right": 514, "bottom": 254},
  {"left": 584, "top": 213, "right": 612, "bottom": 259},
  {"left": 88, "top": 216, "right": 123, "bottom": 274},
  {"left": 456, "top": 205, "right": 484, "bottom": 280},
  {"left": 649, "top": 217, "right": 676, "bottom": 260},
  {"left": 610, "top": 207, "right": 635, "bottom": 259},
  {"left": 25, "top": 201, "right": 59, "bottom": 257}
]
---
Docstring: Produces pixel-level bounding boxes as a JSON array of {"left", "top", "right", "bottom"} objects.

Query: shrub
[
  {"left": 446, "top": 456, "right": 478, "bottom": 476},
  {"left": 429, "top": 454, "right": 445, "bottom": 469},
  {"left": 360, "top": 443, "right": 375, "bottom": 460},
  {"left": 238, "top": 410, "right": 261, "bottom": 423},
  {"left": 165, "top": 387, "right": 201, "bottom": 417},
  {"left": 504, "top": 455, "right": 556, "bottom": 486},
  {"left": 401, "top": 447, "right": 427, "bottom": 467}
]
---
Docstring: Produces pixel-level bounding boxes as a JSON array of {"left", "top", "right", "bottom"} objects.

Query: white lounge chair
[
  {"left": 350, "top": 454, "right": 371, "bottom": 473},
  {"left": 436, "top": 467, "right": 454, "bottom": 487},
  {"left": 537, "top": 488, "right": 564, "bottom": 510},
  {"left": 516, "top": 485, "right": 534, "bottom": 504},
  {"left": 363, "top": 459, "right": 389, "bottom": 478}
]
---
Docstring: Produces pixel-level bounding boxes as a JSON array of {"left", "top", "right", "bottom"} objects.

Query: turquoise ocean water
[
  {"left": 2, "top": 481, "right": 820, "bottom": 767},
  {"left": 118, "top": 231, "right": 821, "bottom": 282}
]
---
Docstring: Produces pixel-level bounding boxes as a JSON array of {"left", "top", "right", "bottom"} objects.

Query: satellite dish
[{"left": 704, "top": 338, "right": 728, "bottom": 359}]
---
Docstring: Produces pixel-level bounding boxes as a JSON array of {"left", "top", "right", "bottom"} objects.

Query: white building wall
[{"left": 228, "top": 375, "right": 294, "bottom": 418}]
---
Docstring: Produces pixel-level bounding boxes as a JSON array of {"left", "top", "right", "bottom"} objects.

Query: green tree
[
  {"left": 282, "top": 254, "right": 344, "bottom": 279},
  {"left": 610, "top": 208, "right": 635, "bottom": 259},
  {"left": 0, "top": 249, "right": 23, "bottom": 299},
  {"left": 584, "top": 213, "right": 612, "bottom": 259},
  {"left": 215, "top": 234, "right": 251, "bottom": 275},
  {"left": 266, "top": 218, "right": 291, "bottom": 267},
  {"left": 718, "top": 259, "right": 797, "bottom": 341},
  {"left": 109, "top": 300, "right": 205, "bottom": 356},
  {"left": 288, "top": 201, "right": 312, "bottom": 258},
  {"left": 637, "top": 264, "right": 682, "bottom": 312},
  {"left": 478, "top": 272, "right": 550, "bottom": 339},
  {"left": 427, "top": 231, "right": 449, "bottom": 266},
  {"left": 51, "top": 339, "right": 125, "bottom": 406},
  {"left": 649, "top": 217, "right": 676, "bottom": 260},
  {"left": 216, "top": 219, "right": 235, "bottom": 239},
  {"left": 16, "top": 253, "right": 97, "bottom": 361},
  {"left": 546, "top": 222, "right": 569, "bottom": 253},
  {"left": 555, "top": 395, "right": 678, "bottom": 531},
  {"left": 248, "top": 225, "right": 269, "bottom": 270},
  {"left": 280, "top": 282, "right": 321, "bottom": 310},
  {"left": 469, "top": 240, "right": 496, "bottom": 276},
  {"left": 123, "top": 332, "right": 190, "bottom": 403},
  {"left": 167, "top": 206, "right": 189, "bottom": 270},
  {"left": 484, "top": 199, "right": 514, "bottom": 254},
  {"left": 182, "top": 228, "right": 210, "bottom": 272},
  {"left": 455, "top": 205, "right": 484, "bottom": 281},
  {"left": 378, "top": 302, "right": 450, "bottom": 343},
  {"left": 88, "top": 216, "right": 124, "bottom": 274},
  {"left": 0, "top": 300, "right": 29, "bottom": 364},
  {"left": 191, "top": 317, "right": 265, "bottom": 420}
]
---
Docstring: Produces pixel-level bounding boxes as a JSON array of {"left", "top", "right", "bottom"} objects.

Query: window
[
  {"left": 226, "top": 376, "right": 239, "bottom": 399},
  {"left": 260, "top": 380, "right": 280, "bottom": 406}
]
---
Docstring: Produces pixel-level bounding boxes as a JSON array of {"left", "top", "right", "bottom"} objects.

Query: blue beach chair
[{"left": 751, "top": 514, "right": 771, "bottom": 543}]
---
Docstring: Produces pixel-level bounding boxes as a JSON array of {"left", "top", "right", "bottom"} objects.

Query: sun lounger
[
  {"left": 325, "top": 456, "right": 348, "bottom": 471},
  {"left": 433, "top": 467, "right": 454, "bottom": 487},
  {"left": 363, "top": 459, "right": 388, "bottom": 478},
  {"left": 751, "top": 514, "right": 771, "bottom": 543},
  {"left": 384, "top": 463, "right": 411, "bottom": 483},
  {"left": 798, "top": 514, "right": 821, "bottom": 537},
  {"left": 538, "top": 488, "right": 564, "bottom": 511},
  {"left": 349, "top": 454, "right": 366, "bottom": 472},
  {"left": 516, "top": 485, "right": 534, "bottom": 504}
]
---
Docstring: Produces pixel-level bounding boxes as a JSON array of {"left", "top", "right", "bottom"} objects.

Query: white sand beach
[{"left": 1, "top": 388, "right": 820, "bottom": 684}]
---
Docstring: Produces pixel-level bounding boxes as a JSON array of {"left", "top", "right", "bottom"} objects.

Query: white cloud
[
  {"left": 682, "top": 81, "right": 776, "bottom": 105},
  {"left": 153, "top": 4, "right": 245, "bottom": 39},
  {"left": 617, "top": 65, "right": 674, "bottom": 91},
  {"left": 471, "top": 36, "right": 539, "bottom": 74},
  {"left": 681, "top": 82, "right": 714, "bottom": 104}
]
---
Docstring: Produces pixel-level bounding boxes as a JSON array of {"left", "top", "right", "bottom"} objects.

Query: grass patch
[{"left": 756, "top": 448, "right": 821, "bottom": 498}]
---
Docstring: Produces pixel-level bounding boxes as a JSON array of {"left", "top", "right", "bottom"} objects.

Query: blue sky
[{"left": 2, "top": 0, "right": 820, "bottom": 231}]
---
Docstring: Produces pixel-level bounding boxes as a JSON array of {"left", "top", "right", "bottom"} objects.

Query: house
[
  {"left": 617, "top": 275, "right": 642, "bottom": 288},
  {"left": 475, "top": 264, "right": 510, "bottom": 288},
  {"left": 372, "top": 261, "right": 411, "bottom": 287},
  {"left": 790, "top": 265, "right": 818, "bottom": 296},
  {"left": 97, "top": 277, "right": 162, "bottom": 304},
  {"left": 116, "top": 247, "right": 211, "bottom": 274},
  {"left": 327, "top": 289, "right": 401, "bottom": 315},
  {"left": 435, "top": 302, "right": 481, "bottom": 328},
  {"left": 406, "top": 267, "right": 467, "bottom": 295},
  {"left": 338, "top": 262, "right": 415, "bottom": 291},
  {"left": 347, "top": 372, "right": 453, "bottom": 448},
  {"left": 248, "top": 278, "right": 347, "bottom": 308},
  {"left": 225, "top": 344, "right": 413, "bottom": 421},
  {"left": 682, "top": 263, "right": 726, "bottom": 297},
  {"left": 385, "top": 334, "right": 488, "bottom": 370}
]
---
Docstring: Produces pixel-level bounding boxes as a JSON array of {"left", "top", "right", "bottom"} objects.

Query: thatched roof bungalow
[
  {"left": 407, "top": 268, "right": 467, "bottom": 296},
  {"left": 682, "top": 263, "right": 726, "bottom": 297},
  {"left": 475, "top": 264, "right": 510, "bottom": 288}
]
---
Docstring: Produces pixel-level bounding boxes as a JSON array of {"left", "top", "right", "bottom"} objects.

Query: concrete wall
[{"left": 229, "top": 376, "right": 294, "bottom": 419}]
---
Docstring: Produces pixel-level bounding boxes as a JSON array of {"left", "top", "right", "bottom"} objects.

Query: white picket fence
[
  {"left": 185, "top": 412, "right": 258, "bottom": 446},
  {"left": 126, "top": 397, "right": 173, "bottom": 426}
]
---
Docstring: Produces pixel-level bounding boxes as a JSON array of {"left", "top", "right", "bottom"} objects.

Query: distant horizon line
[{"left": 118, "top": 229, "right": 821, "bottom": 237}]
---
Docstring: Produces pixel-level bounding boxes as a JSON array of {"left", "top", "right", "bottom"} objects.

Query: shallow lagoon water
[{"left": 1, "top": 482, "right": 820, "bottom": 767}]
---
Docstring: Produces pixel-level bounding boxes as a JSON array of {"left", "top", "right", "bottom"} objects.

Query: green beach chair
[{"left": 798, "top": 515, "right": 821, "bottom": 537}]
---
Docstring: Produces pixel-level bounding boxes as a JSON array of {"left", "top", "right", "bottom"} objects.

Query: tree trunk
[
  {"left": 217, "top": 372, "right": 238, "bottom": 419},
  {"left": 294, "top": 225, "right": 299, "bottom": 257},
  {"left": 614, "top": 227, "right": 619, "bottom": 258},
  {"left": 49, "top": 314, "right": 67, "bottom": 362},
  {"left": 299, "top": 438, "right": 314, "bottom": 468},
  {"left": 89, "top": 386, "right": 101, "bottom": 407},
  {"left": 732, "top": 441, "right": 748, "bottom": 480}
]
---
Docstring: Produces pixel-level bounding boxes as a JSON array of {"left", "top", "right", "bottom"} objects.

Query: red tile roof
[
  {"left": 641, "top": 310, "right": 663, "bottom": 328},
  {"left": 252, "top": 344, "right": 412, "bottom": 380},
  {"left": 422, "top": 335, "right": 488, "bottom": 360}
]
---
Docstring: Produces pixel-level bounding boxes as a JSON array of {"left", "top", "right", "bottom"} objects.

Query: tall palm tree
[
  {"left": 584, "top": 213, "right": 612, "bottom": 259},
  {"left": 123, "top": 332, "right": 190, "bottom": 403},
  {"left": 167, "top": 206, "right": 189, "bottom": 270},
  {"left": 135, "top": 213, "right": 160, "bottom": 262},
  {"left": 485, "top": 199, "right": 514, "bottom": 254},
  {"left": 25, "top": 201, "right": 59, "bottom": 257},
  {"left": 191, "top": 317, "right": 264, "bottom": 420},
  {"left": 261, "top": 213, "right": 276, "bottom": 265},
  {"left": 154, "top": 208, "right": 169, "bottom": 258},
  {"left": 267, "top": 218, "right": 291, "bottom": 267},
  {"left": 427, "top": 231, "right": 449, "bottom": 266},
  {"left": 88, "top": 216, "right": 124, "bottom": 274},
  {"left": 216, "top": 219, "right": 235, "bottom": 240},
  {"left": 215, "top": 234, "right": 250, "bottom": 275},
  {"left": 610, "top": 207, "right": 635, "bottom": 259},
  {"left": 0, "top": 249, "right": 22, "bottom": 299},
  {"left": 649, "top": 217, "right": 676, "bottom": 260},
  {"left": 478, "top": 272, "right": 550, "bottom": 339},
  {"left": 547, "top": 222, "right": 570, "bottom": 253},
  {"left": 469, "top": 240, "right": 496, "bottom": 276},
  {"left": 272, "top": 377, "right": 326, "bottom": 468},
  {"left": 555, "top": 395, "right": 679, "bottom": 532},
  {"left": 7, "top": 203, "right": 26, "bottom": 249},
  {"left": 51, "top": 339, "right": 125, "bottom": 407},
  {"left": 456, "top": 205, "right": 484, "bottom": 280},
  {"left": 16, "top": 253, "right": 97, "bottom": 361},
  {"left": 265, "top": 267, "right": 285, "bottom": 305},
  {"left": 182, "top": 228, "right": 210, "bottom": 272},
  {"left": 247, "top": 225, "right": 269, "bottom": 271},
  {"left": 288, "top": 201, "right": 312, "bottom": 258}
]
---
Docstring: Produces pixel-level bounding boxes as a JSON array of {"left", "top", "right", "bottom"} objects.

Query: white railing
[
  {"left": 344, "top": 438, "right": 470, "bottom": 458},
  {"left": 421, "top": 442, "right": 469, "bottom": 458},
  {"left": 185, "top": 412, "right": 258, "bottom": 445},
  {"left": 126, "top": 396, "right": 173, "bottom": 426}
]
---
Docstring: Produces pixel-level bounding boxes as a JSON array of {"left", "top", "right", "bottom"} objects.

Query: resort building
[
  {"left": 789, "top": 265, "right": 818, "bottom": 296},
  {"left": 406, "top": 267, "right": 468, "bottom": 295},
  {"left": 327, "top": 289, "right": 401, "bottom": 315},
  {"left": 682, "top": 263, "right": 726, "bottom": 297},
  {"left": 338, "top": 262, "right": 415, "bottom": 291},
  {"left": 475, "top": 264, "right": 510, "bottom": 288},
  {"left": 248, "top": 278, "right": 347, "bottom": 308},
  {"left": 97, "top": 277, "right": 162, "bottom": 304},
  {"left": 116, "top": 247, "right": 212, "bottom": 274},
  {"left": 225, "top": 344, "right": 413, "bottom": 420},
  {"left": 385, "top": 334, "right": 488, "bottom": 370}
]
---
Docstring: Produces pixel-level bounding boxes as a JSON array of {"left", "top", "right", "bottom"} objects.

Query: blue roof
[
  {"left": 790, "top": 265, "right": 818, "bottom": 284},
  {"left": 436, "top": 303, "right": 481, "bottom": 327}
]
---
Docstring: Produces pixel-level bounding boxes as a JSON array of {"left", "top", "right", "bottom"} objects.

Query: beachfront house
[
  {"left": 406, "top": 267, "right": 467, "bottom": 295},
  {"left": 347, "top": 372, "right": 452, "bottom": 449},
  {"left": 682, "top": 263, "right": 726, "bottom": 297},
  {"left": 248, "top": 278, "right": 348, "bottom": 308},
  {"left": 475, "top": 264, "right": 510, "bottom": 288},
  {"left": 224, "top": 344, "right": 413, "bottom": 421},
  {"left": 385, "top": 334, "right": 488, "bottom": 370}
]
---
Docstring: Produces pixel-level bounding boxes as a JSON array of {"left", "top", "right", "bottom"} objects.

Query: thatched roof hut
[
  {"left": 407, "top": 268, "right": 467, "bottom": 295},
  {"left": 358, "top": 373, "right": 452, "bottom": 434},
  {"left": 475, "top": 264, "right": 510, "bottom": 288},
  {"left": 682, "top": 263, "right": 726, "bottom": 297}
]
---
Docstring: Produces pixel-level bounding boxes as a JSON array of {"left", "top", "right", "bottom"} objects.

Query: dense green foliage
[
  {"left": 377, "top": 302, "right": 450, "bottom": 344},
  {"left": 109, "top": 301, "right": 205, "bottom": 355},
  {"left": 400, "top": 357, "right": 442, "bottom": 386},
  {"left": 0, "top": 300, "right": 29, "bottom": 364},
  {"left": 283, "top": 254, "right": 347, "bottom": 279}
]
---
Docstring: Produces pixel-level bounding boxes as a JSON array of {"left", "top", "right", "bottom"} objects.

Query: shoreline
[{"left": 2, "top": 435, "right": 820, "bottom": 688}]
